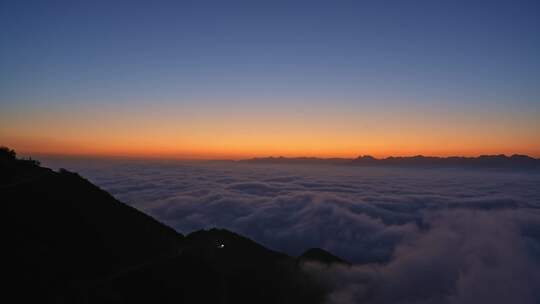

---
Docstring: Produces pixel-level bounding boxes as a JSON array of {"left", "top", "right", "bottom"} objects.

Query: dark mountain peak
[
  {"left": 185, "top": 228, "right": 261, "bottom": 251},
  {"left": 356, "top": 155, "right": 377, "bottom": 161},
  {"left": 184, "top": 228, "right": 289, "bottom": 265},
  {"left": 299, "top": 248, "right": 350, "bottom": 266},
  {"left": 511, "top": 154, "right": 535, "bottom": 160},
  {"left": 478, "top": 154, "right": 507, "bottom": 159}
]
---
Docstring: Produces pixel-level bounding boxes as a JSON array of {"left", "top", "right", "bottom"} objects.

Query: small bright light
[{"left": 218, "top": 243, "right": 225, "bottom": 248}]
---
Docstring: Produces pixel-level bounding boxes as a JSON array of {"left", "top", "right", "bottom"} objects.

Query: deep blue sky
[{"left": 1, "top": 0, "right": 539, "bottom": 157}]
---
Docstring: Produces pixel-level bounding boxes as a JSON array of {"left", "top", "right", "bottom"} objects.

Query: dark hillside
[{"left": 1, "top": 147, "right": 331, "bottom": 303}]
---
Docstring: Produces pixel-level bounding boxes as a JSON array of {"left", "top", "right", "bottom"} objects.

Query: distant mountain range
[
  {"left": 240, "top": 154, "right": 540, "bottom": 169},
  {"left": 1, "top": 146, "right": 344, "bottom": 304}
]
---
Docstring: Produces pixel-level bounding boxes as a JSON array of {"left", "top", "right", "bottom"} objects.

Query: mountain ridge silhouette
[
  {"left": 1, "top": 146, "right": 343, "bottom": 303},
  {"left": 240, "top": 154, "right": 540, "bottom": 169}
]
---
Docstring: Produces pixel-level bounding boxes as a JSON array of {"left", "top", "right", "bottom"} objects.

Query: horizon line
[{"left": 16, "top": 150, "right": 540, "bottom": 162}]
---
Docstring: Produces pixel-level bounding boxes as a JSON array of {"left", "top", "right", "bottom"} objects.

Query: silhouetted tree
[{"left": 0, "top": 146, "right": 16, "bottom": 160}]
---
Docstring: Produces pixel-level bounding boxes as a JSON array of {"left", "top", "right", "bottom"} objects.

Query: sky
[{"left": 1, "top": 0, "right": 539, "bottom": 159}]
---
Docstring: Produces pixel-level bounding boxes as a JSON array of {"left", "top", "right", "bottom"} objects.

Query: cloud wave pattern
[{"left": 42, "top": 158, "right": 540, "bottom": 303}]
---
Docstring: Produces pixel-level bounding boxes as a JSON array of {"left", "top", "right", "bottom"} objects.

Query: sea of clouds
[{"left": 42, "top": 158, "right": 540, "bottom": 304}]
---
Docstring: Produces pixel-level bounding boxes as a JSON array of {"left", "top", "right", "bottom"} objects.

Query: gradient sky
[{"left": 1, "top": 0, "right": 539, "bottom": 158}]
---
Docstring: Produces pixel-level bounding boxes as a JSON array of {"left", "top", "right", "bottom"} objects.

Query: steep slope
[
  {"left": 1, "top": 148, "right": 331, "bottom": 303},
  {"left": 2, "top": 151, "right": 183, "bottom": 302}
]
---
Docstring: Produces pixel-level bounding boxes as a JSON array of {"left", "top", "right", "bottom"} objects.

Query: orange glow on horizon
[
  {"left": 2, "top": 101, "right": 539, "bottom": 160},
  {"left": 6, "top": 135, "right": 540, "bottom": 160}
]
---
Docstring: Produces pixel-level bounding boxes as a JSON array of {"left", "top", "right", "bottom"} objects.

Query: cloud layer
[{"left": 42, "top": 158, "right": 540, "bottom": 303}]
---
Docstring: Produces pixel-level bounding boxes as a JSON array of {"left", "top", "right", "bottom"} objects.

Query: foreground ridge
[{"left": 1, "top": 147, "right": 340, "bottom": 304}]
